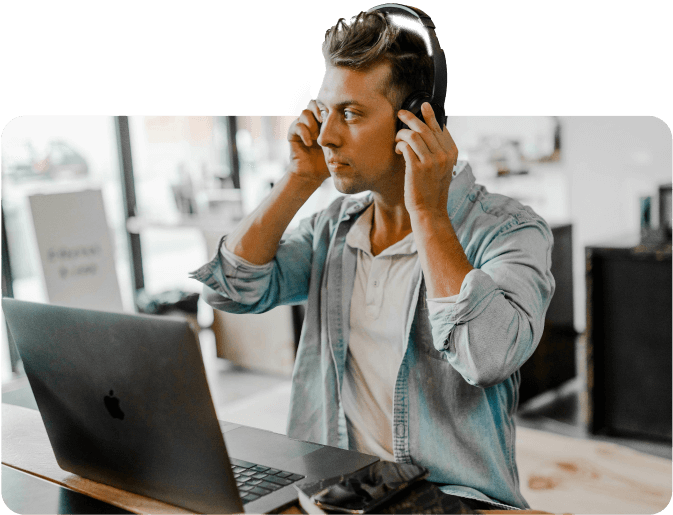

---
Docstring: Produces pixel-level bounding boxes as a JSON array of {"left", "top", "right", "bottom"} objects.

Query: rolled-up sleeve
[
  {"left": 427, "top": 218, "right": 555, "bottom": 388},
  {"left": 189, "top": 236, "right": 274, "bottom": 311},
  {"left": 189, "top": 214, "right": 317, "bottom": 314}
]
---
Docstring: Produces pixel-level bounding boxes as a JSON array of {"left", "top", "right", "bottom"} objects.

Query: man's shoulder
[
  {"left": 463, "top": 180, "right": 551, "bottom": 240},
  {"left": 452, "top": 164, "right": 547, "bottom": 231},
  {"left": 473, "top": 187, "right": 540, "bottom": 223}
]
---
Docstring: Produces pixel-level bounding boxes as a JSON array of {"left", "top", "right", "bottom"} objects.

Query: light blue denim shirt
[{"left": 191, "top": 162, "right": 555, "bottom": 509}]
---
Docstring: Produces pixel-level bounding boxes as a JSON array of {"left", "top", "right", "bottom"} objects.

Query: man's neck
[{"left": 369, "top": 192, "right": 412, "bottom": 256}]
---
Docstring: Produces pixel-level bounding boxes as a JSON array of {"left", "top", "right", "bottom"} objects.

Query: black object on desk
[
  {"left": 301, "top": 461, "right": 430, "bottom": 513},
  {"left": 585, "top": 239, "right": 672, "bottom": 441},
  {"left": 298, "top": 471, "right": 501, "bottom": 514}
]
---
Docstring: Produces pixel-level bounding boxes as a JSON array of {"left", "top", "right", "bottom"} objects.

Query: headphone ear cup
[{"left": 396, "top": 92, "right": 432, "bottom": 132}]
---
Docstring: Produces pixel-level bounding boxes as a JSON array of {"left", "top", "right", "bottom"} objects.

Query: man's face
[{"left": 316, "top": 62, "right": 404, "bottom": 195}]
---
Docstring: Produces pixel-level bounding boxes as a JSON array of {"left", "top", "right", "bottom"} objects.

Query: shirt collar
[{"left": 345, "top": 203, "right": 374, "bottom": 253}]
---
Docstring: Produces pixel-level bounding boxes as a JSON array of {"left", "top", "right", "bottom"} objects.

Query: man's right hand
[{"left": 287, "top": 100, "right": 330, "bottom": 184}]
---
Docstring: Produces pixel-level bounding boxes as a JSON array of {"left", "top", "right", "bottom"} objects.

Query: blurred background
[{"left": 2, "top": 117, "right": 670, "bottom": 436}]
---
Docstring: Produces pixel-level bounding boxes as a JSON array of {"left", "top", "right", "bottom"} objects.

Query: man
[{"left": 191, "top": 9, "right": 554, "bottom": 509}]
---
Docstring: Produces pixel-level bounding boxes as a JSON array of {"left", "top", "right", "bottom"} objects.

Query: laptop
[{"left": 2, "top": 298, "right": 379, "bottom": 514}]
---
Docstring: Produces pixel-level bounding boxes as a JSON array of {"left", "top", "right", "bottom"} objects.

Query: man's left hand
[{"left": 395, "top": 102, "right": 458, "bottom": 215}]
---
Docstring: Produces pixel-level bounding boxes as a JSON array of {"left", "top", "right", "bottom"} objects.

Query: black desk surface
[{"left": 2, "top": 385, "right": 132, "bottom": 514}]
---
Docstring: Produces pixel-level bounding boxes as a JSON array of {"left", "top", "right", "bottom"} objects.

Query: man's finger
[
  {"left": 307, "top": 99, "right": 323, "bottom": 122},
  {"left": 299, "top": 109, "right": 320, "bottom": 138},
  {"left": 397, "top": 109, "right": 429, "bottom": 134},
  {"left": 421, "top": 102, "right": 442, "bottom": 133},
  {"left": 395, "top": 140, "right": 420, "bottom": 166},
  {"left": 300, "top": 123, "right": 315, "bottom": 147},
  {"left": 397, "top": 110, "right": 441, "bottom": 155}
]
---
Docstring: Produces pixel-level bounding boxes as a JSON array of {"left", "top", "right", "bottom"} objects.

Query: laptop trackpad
[{"left": 224, "top": 427, "right": 321, "bottom": 469}]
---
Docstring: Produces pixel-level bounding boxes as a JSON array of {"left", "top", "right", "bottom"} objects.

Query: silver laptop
[{"left": 2, "top": 298, "right": 379, "bottom": 513}]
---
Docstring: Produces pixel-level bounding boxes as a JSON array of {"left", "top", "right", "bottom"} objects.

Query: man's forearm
[
  {"left": 410, "top": 209, "right": 474, "bottom": 298},
  {"left": 225, "top": 172, "right": 322, "bottom": 265}
]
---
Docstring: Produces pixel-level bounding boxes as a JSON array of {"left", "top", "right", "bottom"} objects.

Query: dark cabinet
[
  {"left": 519, "top": 224, "right": 577, "bottom": 403},
  {"left": 584, "top": 241, "right": 672, "bottom": 441}
]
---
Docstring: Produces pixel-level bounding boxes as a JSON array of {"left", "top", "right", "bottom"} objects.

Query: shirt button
[
  {"left": 373, "top": 280, "right": 379, "bottom": 287},
  {"left": 395, "top": 424, "right": 405, "bottom": 437}
]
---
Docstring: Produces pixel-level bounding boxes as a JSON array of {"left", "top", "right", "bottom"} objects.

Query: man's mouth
[
  {"left": 327, "top": 162, "right": 350, "bottom": 175},
  {"left": 327, "top": 157, "right": 349, "bottom": 167}
]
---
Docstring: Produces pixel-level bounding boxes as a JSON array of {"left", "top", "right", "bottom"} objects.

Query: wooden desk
[
  {"left": 4, "top": 385, "right": 670, "bottom": 514},
  {"left": 2, "top": 400, "right": 547, "bottom": 514},
  {"left": 2, "top": 464, "right": 131, "bottom": 514}
]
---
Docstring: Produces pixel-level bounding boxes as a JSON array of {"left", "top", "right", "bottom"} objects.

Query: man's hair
[{"left": 322, "top": 11, "right": 434, "bottom": 111}]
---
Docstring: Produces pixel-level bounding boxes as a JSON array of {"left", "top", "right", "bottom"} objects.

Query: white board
[{"left": 28, "top": 189, "right": 124, "bottom": 312}]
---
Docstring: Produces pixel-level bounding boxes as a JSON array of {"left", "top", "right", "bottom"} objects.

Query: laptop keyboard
[{"left": 230, "top": 457, "right": 305, "bottom": 504}]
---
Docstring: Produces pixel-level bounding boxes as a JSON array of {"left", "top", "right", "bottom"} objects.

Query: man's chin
[{"left": 332, "top": 174, "right": 365, "bottom": 195}]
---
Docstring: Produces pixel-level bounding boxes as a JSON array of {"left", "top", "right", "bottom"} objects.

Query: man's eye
[
  {"left": 343, "top": 110, "right": 358, "bottom": 121},
  {"left": 319, "top": 110, "right": 327, "bottom": 122}
]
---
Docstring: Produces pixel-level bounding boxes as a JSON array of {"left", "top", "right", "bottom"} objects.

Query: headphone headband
[
  {"left": 368, "top": 4, "right": 435, "bottom": 31},
  {"left": 368, "top": 3, "right": 447, "bottom": 123}
]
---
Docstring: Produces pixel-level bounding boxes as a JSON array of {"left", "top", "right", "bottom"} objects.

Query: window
[
  {"left": 126, "top": 116, "right": 236, "bottom": 296},
  {"left": 1, "top": 116, "right": 131, "bottom": 382}
]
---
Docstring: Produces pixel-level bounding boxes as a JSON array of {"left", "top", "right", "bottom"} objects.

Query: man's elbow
[
  {"left": 461, "top": 366, "right": 513, "bottom": 389},
  {"left": 445, "top": 343, "right": 518, "bottom": 388},
  {"left": 448, "top": 321, "right": 536, "bottom": 388},
  {"left": 202, "top": 285, "right": 233, "bottom": 310}
]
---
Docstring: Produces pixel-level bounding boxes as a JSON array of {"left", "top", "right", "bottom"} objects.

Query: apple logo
[{"left": 104, "top": 390, "right": 125, "bottom": 420}]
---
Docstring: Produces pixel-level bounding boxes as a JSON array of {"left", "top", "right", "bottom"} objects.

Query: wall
[{"left": 561, "top": 117, "right": 671, "bottom": 331}]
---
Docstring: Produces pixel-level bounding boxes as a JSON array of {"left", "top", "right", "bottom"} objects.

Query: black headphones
[{"left": 368, "top": 3, "right": 447, "bottom": 132}]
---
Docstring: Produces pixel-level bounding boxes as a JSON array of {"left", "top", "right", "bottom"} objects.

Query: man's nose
[{"left": 316, "top": 114, "right": 341, "bottom": 148}]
